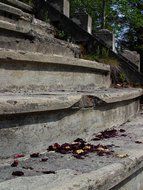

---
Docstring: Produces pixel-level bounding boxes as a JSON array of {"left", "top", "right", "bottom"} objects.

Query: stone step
[
  {"left": 0, "top": 111, "right": 143, "bottom": 190},
  {"left": 0, "top": 88, "right": 142, "bottom": 158},
  {"left": 0, "top": 3, "right": 80, "bottom": 57},
  {"left": 0, "top": 2, "right": 54, "bottom": 36},
  {"left": 0, "top": 2, "right": 32, "bottom": 20},
  {"left": 0, "top": 88, "right": 142, "bottom": 115},
  {"left": 0, "top": 0, "right": 33, "bottom": 13},
  {"left": 0, "top": 49, "right": 110, "bottom": 93}
]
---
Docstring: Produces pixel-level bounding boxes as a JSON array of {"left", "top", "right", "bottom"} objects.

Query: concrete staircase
[
  {"left": 0, "top": 1, "right": 143, "bottom": 190},
  {"left": 0, "top": 1, "right": 80, "bottom": 57},
  {"left": 46, "top": 0, "right": 143, "bottom": 84}
]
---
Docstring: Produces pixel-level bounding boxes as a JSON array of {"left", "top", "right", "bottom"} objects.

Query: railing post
[
  {"left": 49, "top": 0, "right": 70, "bottom": 18},
  {"left": 94, "top": 29, "right": 116, "bottom": 52},
  {"left": 72, "top": 11, "right": 92, "bottom": 34},
  {"left": 121, "top": 50, "right": 141, "bottom": 72}
]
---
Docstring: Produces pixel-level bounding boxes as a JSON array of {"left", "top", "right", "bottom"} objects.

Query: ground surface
[{"left": 0, "top": 111, "right": 143, "bottom": 186}]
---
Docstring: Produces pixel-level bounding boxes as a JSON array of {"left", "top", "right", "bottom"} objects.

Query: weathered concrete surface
[
  {"left": 0, "top": 33, "right": 80, "bottom": 58},
  {"left": 0, "top": 3, "right": 80, "bottom": 57},
  {"left": 0, "top": 2, "right": 32, "bottom": 21},
  {"left": 0, "top": 50, "right": 110, "bottom": 93},
  {"left": 0, "top": 17, "right": 54, "bottom": 37},
  {"left": 112, "top": 168, "right": 143, "bottom": 190},
  {"left": 1, "top": 0, "right": 33, "bottom": 13},
  {"left": 0, "top": 97, "right": 140, "bottom": 158},
  {"left": 0, "top": 50, "right": 110, "bottom": 72},
  {"left": 0, "top": 112, "right": 143, "bottom": 189},
  {"left": 0, "top": 94, "right": 81, "bottom": 115},
  {"left": 0, "top": 88, "right": 142, "bottom": 115},
  {"left": 88, "top": 88, "right": 143, "bottom": 103}
]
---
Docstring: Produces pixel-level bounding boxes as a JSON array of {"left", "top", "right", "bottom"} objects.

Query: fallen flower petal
[
  {"left": 41, "top": 158, "right": 48, "bottom": 162},
  {"left": 135, "top": 141, "right": 142, "bottom": 144},
  {"left": 12, "top": 171, "right": 24, "bottom": 176},
  {"left": 92, "top": 137, "right": 101, "bottom": 141},
  {"left": 74, "top": 138, "right": 86, "bottom": 143},
  {"left": 74, "top": 149, "right": 84, "bottom": 155},
  {"left": 14, "top": 154, "right": 25, "bottom": 159},
  {"left": 93, "top": 129, "right": 118, "bottom": 141},
  {"left": 42, "top": 171, "right": 56, "bottom": 174},
  {"left": 11, "top": 160, "right": 19, "bottom": 167},
  {"left": 119, "top": 129, "right": 126, "bottom": 133},
  {"left": 121, "top": 134, "right": 127, "bottom": 137},
  {"left": 47, "top": 143, "right": 61, "bottom": 151},
  {"left": 30, "top": 153, "right": 40, "bottom": 158},
  {"left": 115, "top": 153, "right": 129, "bottom": 158}
]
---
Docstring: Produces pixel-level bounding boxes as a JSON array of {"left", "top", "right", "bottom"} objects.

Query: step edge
[
  {"left": 0, "top": 2, "right": 32, "bottom": 20},
  {"left": 50, "top": 150, "right": 143, "bottom": 190},
  {"left": 0, "top": 88, "right": 142, "bottom": 115},
  {"left": 1, "top": 0, "right": 33, "bottom": 12},
  {"left": 0, "top": 49, "right": 110, "bottom": 73}
]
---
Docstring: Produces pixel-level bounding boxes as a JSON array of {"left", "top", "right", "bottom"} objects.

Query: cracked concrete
[{"left": 0, "top": 112, "right": 143, "bottom": 189}]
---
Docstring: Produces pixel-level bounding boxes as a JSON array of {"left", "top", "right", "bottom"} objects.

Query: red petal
[
  {"left": 12, "top": 171, "right": 24, "bottom": 176},
  {"left": 41, "top": 158, "right": 48, "bottom": 162},
  {"left": 14, "top": 154, "right": 25, "bottom": 159},
  {"left": 11, "top": 160, "right": 19, "bottom": 167},
  {"left": 30, "top": 153, "right": 40, "bottom": 158}
]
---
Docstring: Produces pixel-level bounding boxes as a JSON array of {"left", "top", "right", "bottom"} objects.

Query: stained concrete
[
  {"left": 0, "top": 2, "right": 32, "bottom": 21},
  {"left": 0, "top": 3, "right": 80, "bottom": 57},
  {"left": 0, "top": 50, "right": 110, "bottom": 93},
  {"left": 0, "top": 34, "right": 80, "bottom": 58},
  {"left": 0, "top": 94, "right": 82, "bottom": 115},
  {"left": 1, "top": 0, "right": 32, "bottom": 13},
  {"left": 0, "top": 88, "right": 142, "bottom": 114},
  {"left": 0, "top": 17, "right": 54, "bottom": 37},
  {"left": 0, "top": 97, "right": 140, "bottom": 158},
  {"left": 0, "top": 112, "right": 143, "bottom": 189}
]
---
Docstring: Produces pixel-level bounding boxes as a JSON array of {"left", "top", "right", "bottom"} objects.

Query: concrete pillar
[
  {"left": 121, "top": 50, "right": 141, "bottom": 72},
  {"left": 95, "top": 29, "right": 116, "bottom": 52},
  {"left": 72, "top": 12, "right": 92, "bottom": 34},
  {"left": 49, "top": 0, "right": 70, "bottom": 17}
]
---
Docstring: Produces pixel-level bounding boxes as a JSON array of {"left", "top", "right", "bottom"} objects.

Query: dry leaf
[{"left": 115, "top": 153, "right": 128, "bottom": 158}]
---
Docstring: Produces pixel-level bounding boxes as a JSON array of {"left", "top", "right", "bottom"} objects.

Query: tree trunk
[{"left": 101, "top": 0, "right": 106, "bottom": 29}]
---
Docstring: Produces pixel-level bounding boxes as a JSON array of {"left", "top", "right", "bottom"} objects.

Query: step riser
[
  {"left": 0, "top": 34, "right": 79, "bottom": 58},
  {"left": 0, "top": 98, "right": 139, "bottom": 158},
  {"left": 0, "top": 18, "right": 80, "bottom": 58},
  {"left": 0, "top": 60, "right": 110, "bottom": 93}
]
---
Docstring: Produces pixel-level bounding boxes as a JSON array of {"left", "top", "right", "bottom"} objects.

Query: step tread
[
  {"left": 0, "top": 111, "right": 143, "bottom": 190},
  {"left": 1, "top": 0, "right": 32, "bottom": 13},
  {"left": 0, "top": 88, "right": 142, "bottom": 115},
  {"left": 0, "top": 19, "right": 30, "bottom": 34},
  {"left": 0, "top": 94, "right": 81, "bottom": 114},
  {"left": 0, "top": 2, "right": 32, "bottom": 20},
  {"left": 0, "top": 49, "right": 110, "bottom": 72},
  {"left": 0, "top": 17, "right": 55, "bottom": 36}
]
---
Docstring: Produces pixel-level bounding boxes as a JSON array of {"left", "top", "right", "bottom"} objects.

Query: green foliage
[
  {"left": 20, "top": 0, "right": 33, "bottom": 5},
  {"left": 119, "top": 72, "right": 126, "bottom": 83},
  {"left": 70, "top": 0, "right": 112, "bottom": 30}
]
